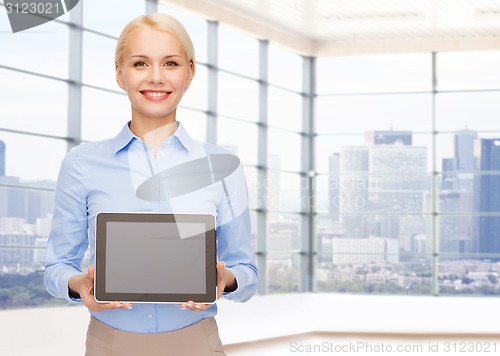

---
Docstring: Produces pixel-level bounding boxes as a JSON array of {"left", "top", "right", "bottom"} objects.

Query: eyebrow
[{"left": 129, "top": 55, "right": 183, "bottom": 60}]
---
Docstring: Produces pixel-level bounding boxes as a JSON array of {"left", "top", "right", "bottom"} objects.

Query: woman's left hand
[{"left": 180, "top": 261, "right": 236, "bottom": 312}]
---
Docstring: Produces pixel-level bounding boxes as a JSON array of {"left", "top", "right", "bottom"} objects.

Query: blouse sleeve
[
  {"left": 44, "top": 148, "right": 88, "bottom": 302},
  {"left": 216, "top": 163, "right": 258, "bottom": 302}
]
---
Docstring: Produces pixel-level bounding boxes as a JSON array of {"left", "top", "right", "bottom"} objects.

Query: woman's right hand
[{"left": 68, "top": 265, "right": 133, "bottom": 312}]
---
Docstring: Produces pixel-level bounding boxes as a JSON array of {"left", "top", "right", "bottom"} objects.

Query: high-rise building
[
  {"left": 328, "top": 153, "right": 340, "bottom": 220},
  {"left": 440, "top": 128, "right": 477, "bottom": 254},
  {"left": 454, "top": 127, "right": 477, "bottom": 172},
  {"left": 0, "top": 140, "right": 5, "bottom": 177},
  {"left": 337, "top": 132, "right": 427, "bottom": 242},
  {"left": 338, "top": 146, "right": 369, "bottom": 237},
  {"left": 368, "top": 144, "right": 427, "bottom": 241},
  {"left": 368, "top": 145, "right": 427, "bottom": 213},
  {"left": 441, "top": 157, "right": 457, "bottom": 191},
  {"left": 474, "top": 138, "right": 500, "bottom": 257},
  {"left": 439, "top": 191, "right": 473, "bottom": 254},
  {"left": 365, "top": 130, "right": 412, "bottom": 146}
]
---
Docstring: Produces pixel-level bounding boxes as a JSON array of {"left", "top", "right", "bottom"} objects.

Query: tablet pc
[{"left": 94, "top": 212, "right": 217, "bottom": 304}]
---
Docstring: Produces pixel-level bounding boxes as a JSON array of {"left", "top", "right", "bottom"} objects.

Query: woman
[{"left": 44, "top": 13, "right": 258, "bottom": 355}]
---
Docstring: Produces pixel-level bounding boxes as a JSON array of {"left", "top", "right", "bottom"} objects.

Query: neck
[{"left": 130, "top": 119, "right": 178, "bottom": 156}]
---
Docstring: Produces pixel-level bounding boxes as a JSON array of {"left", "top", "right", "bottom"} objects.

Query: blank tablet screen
[{"left": 94, "top": 213, "right": 216, "bottom": 303}]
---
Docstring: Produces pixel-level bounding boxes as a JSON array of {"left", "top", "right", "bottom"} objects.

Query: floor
[
  {"left": 224, "top": 332, "right": 500, "bottom": 356},
  {"left": 3, "top": 294, "right": 500, "bottom": 356}
]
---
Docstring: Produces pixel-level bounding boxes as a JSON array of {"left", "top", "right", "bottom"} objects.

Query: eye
[
  {"left": 164, "top": 61, "right": 179, "bottom": 67},
  {"left": 133, "top": 61, "right": 148, "bottom": 67}
]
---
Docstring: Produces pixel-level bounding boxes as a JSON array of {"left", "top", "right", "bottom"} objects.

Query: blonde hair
[{"left": 115, "top": 13, "right": 196, "bottom": 75}]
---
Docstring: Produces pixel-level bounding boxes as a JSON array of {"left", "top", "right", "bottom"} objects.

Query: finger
[
  {"left": 113, "top": 301, "right": 133, "bottom": 309},
  {"left": 87, "top": 282, "right": 94, "bottom": 295},
  {"left": 86, "top": 265, "right": 95, "bottom": 281},
  {"left": 216, "top": 264, "right": 226, "bottom": 291},
  {"left": 216, "top": 262, "right": 225, "bottom": 282},
  {"left": 98, "top": 301, "right": 133, "bottom": 310},
  {"left": 89, "top": 301, "right": 133, "bottom": 312},
  {"left": 180, "top": 301, "right": 199, "bottom": 311},
  {"left": 194, "top": 303, "right": 207, "bottom": 311},
  {"left": 216, "top": 261, "right": 225, "bottom": 274},
  {"left": 192, "top": 303, "right": 208, "bottom": 311}
]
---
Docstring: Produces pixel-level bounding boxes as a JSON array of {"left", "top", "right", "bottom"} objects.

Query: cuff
[
  {"left": 222, "top": 265, "right": 256, "bottom": 302},
  {"left": 58, "top": 269, "right": 83, "bottom": 303}
]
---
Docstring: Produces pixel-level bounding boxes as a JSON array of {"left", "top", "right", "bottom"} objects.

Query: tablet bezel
[{"left": 94, "top": 212, "right": 217, "bottom": 304}]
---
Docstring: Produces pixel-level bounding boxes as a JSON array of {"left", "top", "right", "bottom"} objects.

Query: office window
[
  {"left": 82, "top": 31, "right": 118, "bottom": 91},
  {"left": 268, "top": 254, "right": 300, "bottom": 293},
  {"left": 0, "top": 132, "right": 66, "bottom": 181},
  {"left": 0, "top": 19, "right": 69, "bottom": 79},
  {"left": 268, "top": 87, "right": 302, "bottom": 132},
  {"left": 436, "top": 92, "right": 500, "bottom": 132},
  {"left": 243, "top": 166, "right": 260, "bottom": 211},
  {"left": 316, "top": 53, "right": 432, "bottom": 95},
  {"left": 314, "top": 174, "right": 335, "bottom": 213},
  {"left": 315, "top": 134, "right": 361, "bottom": 174},
  {"left": 316, "top": 51, "right": 500, "bottom": 296},
  {"left": 181, "top": 63, "right": 208, "bottom": 111},
  {"left": 437, "top": 256, "right": 497, "bottom": 295},
  {"left": 268, "top": 44, "right": 302, "bottom": 91},
  {"left": 315, "top": 93, "right": 433, "bottom": 135},
  {"left": 81, "top": 87, "right": 130, "bottom": 142},
  {"left": 268, "top": 129, "right": 303, "bottom": 173},
  {"left": 217, "top": 117, "right": 258, "bottom": 166},
  {"left": 265, "top": 171, "right": 304, "bottom": 213},
  {"left": 0, "top": 1, "right": 72, "bottom": 312},
  {"left": 157, "top": 3, "right": 208, "bottom": 64},
  {"left": 315, "top": 249, "right": 433, "bottom": 295},
  {"left": 437, "top": 51, "right": 500, "bottom": 91},
  {"left": 3, "top": 0, "right": 500, "bottom": 309},
  {"left": 218, "top": 72, "right": 259, "bottom": 122},
  {"left": 249, "top": 210, "right": 258, "bottom": 248},
  {"left": 176, "top": 108, "right": 206, "bottom": 142},
  {"left": 83, "top": 0, "right": 145, "bottom": 37},
  {"left": 435, "top": 51, "right": 500, "bottom": 295},
  {"left": 315, "top": 53, "right": 433, "bottom": 295},
  {"left": 0, "top": 69, "right": 68, "bottom": 137},
  {"left": 437, "top": 184, "right": 475, "bottom": 255},
  {"left": 315, "top": 133, "right": 433, "bottom": 175},
  {"left": 218, "top": 24, "right": 259, "bottom": 78}
]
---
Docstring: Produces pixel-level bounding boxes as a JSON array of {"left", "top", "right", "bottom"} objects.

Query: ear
[
  {"left": 184, "top": 60, "right": 195, "bottom": 90},
  {"left": 115, "top": 62, "right": 126, "bottom": 91}
]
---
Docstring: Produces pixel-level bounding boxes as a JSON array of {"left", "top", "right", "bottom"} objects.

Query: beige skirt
[{"left": 85, "top": 316, "right": 226, "bottom": 356}]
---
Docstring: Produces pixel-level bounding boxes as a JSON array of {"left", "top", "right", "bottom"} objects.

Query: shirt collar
[
  {"left": 171, "top": 121, "right": 193, "bottom": 152},
  {"left": 113, "top": 122, "right": 136, "bottom": 154},
  {"left": 112, "top": 121, "right": 193, "bottom": 154}
]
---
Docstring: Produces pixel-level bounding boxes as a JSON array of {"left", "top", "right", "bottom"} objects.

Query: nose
[{"left": 148, "top": 65, "right": 164, "bottom": 85}]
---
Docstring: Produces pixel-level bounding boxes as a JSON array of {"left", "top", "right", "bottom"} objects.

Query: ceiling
[{"left": 163, "top": 0, "right": 500, "bottom": 56}]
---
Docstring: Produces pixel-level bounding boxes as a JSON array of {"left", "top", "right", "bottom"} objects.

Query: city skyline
[
  {"left": 322, "top": 128, "right": 500, "bottom": 252},
  {"left": 2, "top": 127, "right": 500, "bottom": 297}
]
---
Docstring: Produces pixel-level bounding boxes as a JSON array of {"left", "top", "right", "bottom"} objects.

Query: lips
[{"left": 140, "top": 90, "right": 172, "bottom": 100}]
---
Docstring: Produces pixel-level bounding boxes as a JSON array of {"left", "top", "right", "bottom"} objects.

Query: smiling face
[{"left": 115, "top": 25, "right": 194, "bottom": 128}]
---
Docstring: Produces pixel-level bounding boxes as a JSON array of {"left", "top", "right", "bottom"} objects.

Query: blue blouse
[{"left": 44, "top": 122, "right": 258, "bottom": 333}]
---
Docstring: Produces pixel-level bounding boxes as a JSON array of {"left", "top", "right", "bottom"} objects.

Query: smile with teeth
[{"left": 141, "top": 90, "right": 172, "bottom": 98}]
